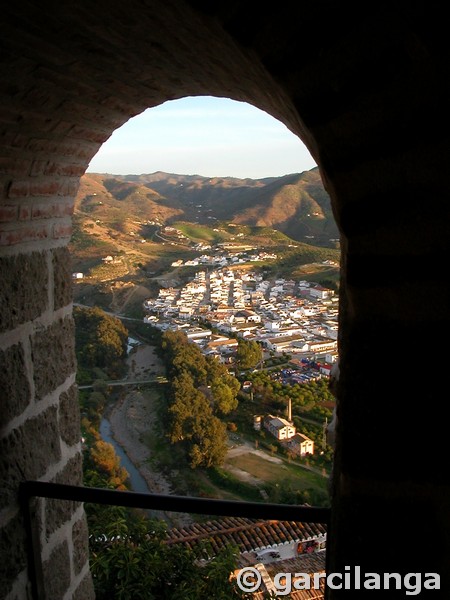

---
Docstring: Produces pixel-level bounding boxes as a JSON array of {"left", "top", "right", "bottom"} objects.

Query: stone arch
[{"left": 1, "top": 2, "right": 449, "bottom": 598}]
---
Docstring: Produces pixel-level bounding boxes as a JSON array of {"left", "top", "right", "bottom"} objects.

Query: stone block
[
  {"left": 0, "top": 513, "right": 27, "bottom": 598},
  {"left": 73, "top": 573, "right": 95, "bottom": 600},
  {"left": 0, "top": 406, "right": 60, "bottom": 511},
  {"left": 52, "top": 247, "right": 73, "bottom": 310},
  {"left": 45, "top": 453, "right": 83, "bottom": 538},
  {"left": 0, "top": 342, "right": 31, "bottom": 429},
  {"left": 32, "top": 317, "right": 76, "bottom": 400},
  {"left": 72, "top": 516, "right": 90, "bottom": 575},
  {"left": 0, "top": 252, "right": 48, "bottom": 332},
  {"left": 42, "top": 540, "right": 71, "bottom": 600},
  {"left": 59, "top": 384, "right": 81, "bottom": 446}
]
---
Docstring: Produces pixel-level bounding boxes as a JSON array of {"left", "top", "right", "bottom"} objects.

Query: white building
[
  {"left": 288, "top": 432, "right": 315, "bottom": 456},
  {"left": 264, "top": 415, "right": 296, "bottom": 440}
]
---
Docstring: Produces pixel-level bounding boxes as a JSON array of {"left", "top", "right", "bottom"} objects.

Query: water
[
  {"left": 99, "top": 417, "right": 150, "bottom": 494},
  {"left": 127, "top": 336, "right": 140, "bottom": 354}
]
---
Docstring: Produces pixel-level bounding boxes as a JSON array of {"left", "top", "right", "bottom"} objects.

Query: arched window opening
[{"left": 70, "top": 95, "right": 338, "bottom": 598}]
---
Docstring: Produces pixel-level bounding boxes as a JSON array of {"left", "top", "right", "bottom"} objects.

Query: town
[
  {"left": 70, "top": 231, "right": 339, "bottom": 598},
  {"left": 140, "top": 265, "right": 338, "bottom": 456},
  {"left": 142, "top": 266, "right": 338, "bottom": 369}
]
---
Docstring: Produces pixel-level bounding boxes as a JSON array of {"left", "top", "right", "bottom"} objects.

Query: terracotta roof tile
[{"left": 165, "top": 517, "right": 326, "bottom": 556}]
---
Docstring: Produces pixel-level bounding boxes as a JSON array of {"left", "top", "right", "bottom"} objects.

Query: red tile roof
[{"left": 165, "top": 516, "right": 326, "bottom": 556}]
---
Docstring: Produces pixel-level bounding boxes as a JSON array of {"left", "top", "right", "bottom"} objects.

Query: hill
[
  {"left": 76, "top": 168, "right": 339, "bottom": 247},
  {"left": 70, "top": 169, "right": 340, "bottom": 315}
]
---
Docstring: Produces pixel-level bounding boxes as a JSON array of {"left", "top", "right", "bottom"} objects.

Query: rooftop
[{"left": 165, "top": 517, "right": 326, "bottom": 555}]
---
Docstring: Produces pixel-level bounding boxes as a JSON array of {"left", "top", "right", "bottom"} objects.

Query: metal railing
[{"left": 19, "top": 480, "right": 330, "bottom": 600}]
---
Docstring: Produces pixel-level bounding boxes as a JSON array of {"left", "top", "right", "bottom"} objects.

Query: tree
[
  {"left": 167, "top": 371, "right": 228, "bottom": 468},
  {"left": 161, "top": 329, "right": 238, "bottom": 468},
  {"left": 87, "top": 507, "right": 250, "bottom": 599},
  {"left": 74, "top": 306, "right": 128, "bottom": 378},
  {"left": 235, "top": 339, "right": 261, "bottom": 370},
  {"left": 189, "top": 416, "right": 228, "bottom": 469},
  {"left": 211, "top": 380, "right": 238, "bottom": 415},
  {"left": 89, "top": 440, "right": 129, "bottom": 489}
]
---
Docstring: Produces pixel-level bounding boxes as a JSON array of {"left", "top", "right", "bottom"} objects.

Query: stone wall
[
  {"left": 0, "top": 248, "right": 94, "bottom": 600},
  {"left": 1, "top": 1, "right": 449, "bottom": 598}
]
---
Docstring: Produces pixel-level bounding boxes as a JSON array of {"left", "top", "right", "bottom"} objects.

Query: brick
[
  {"left": 0, "top": 251, "right": 48, "bottom": 332},
  {"left": 11, "top": 134, "right": 28, "bottom": 149},
  {"left": 52, "top": 246, "right": 73, "bottom": 310},
  {"left": 25, "top": 139, "right": 93, "bottom": 162},
  {"left": 65, "top": 179, "right": 81, "bottom": 196},
  {"left": 43, "top": 162, "right": 86, "bottom": 177},
  {"left": 58, "top": 384, "right": 80, "bottom": 446},
  {"left": 0, "top": 343, "right": 31, "bottom": 429},
  {"left": 30, "top": 160, "right": 48, "bottom": 176},
  {"left": 7, "top": 181, "right": 29, "bottom": 199},
  {"left": 0, "top": 157, "right": 32, "bottom": 176},
  {"left": 0, "top": 205, "right": 18, "bottom": 222},
  {"left": 52, "top": 222, "right": 73, "bottom": 239},
  {"left": 19, "top": 205, "right": 31, "bottom": 220},
  {"left": 32, "top": 201, "right": 74, "bottom": 220},
  {"left": 70, "top": 125, "right": 109, "bottom": 144},
  {"left": 50, "top": 120, "right": 75, "bottom": 136},
  {"left": 29, "top": 179, "right": 64, "bottom": 197},
  {"left": 0, "top": 406, "right": 60, "bottom": 511},
  {"left": 42, "top": 541, "right": 71, "bottom": 600},
  {"left": 45, "top": 453, "right": 83, "bottom": 538},
  {"left": 31, "top": 317, "right": 76, "bottom": 400},
  {"left": 0, "top": 223, "right": 51, "bottom": 246}
]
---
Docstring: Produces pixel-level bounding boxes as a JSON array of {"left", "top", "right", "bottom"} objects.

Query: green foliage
[
  {"left": 211, "top": 380, "right": 239, "bottom": 415},
  {"left": 208, "top": 468, "right": 264, "bottom": 502},
  {"left": 265, "top": 479, "right": 329, "bottom": 507},
  {"left": 235, "top": 339, "right": 262, "bottom": 370},
  {"left": 248, "top": 371, "right": 334, "bottom": 419},
  {"left": 74, "top": 306, "right": 129, "bottom": 380},
  {"left": 159, "top": 330, "right": 241, "bottom": 469},
  {"left": 86, "top": 440, "right": 129, "bottom": 489},
  {"left": 88, "top": 506, "right": 250, "bottom": 599}
]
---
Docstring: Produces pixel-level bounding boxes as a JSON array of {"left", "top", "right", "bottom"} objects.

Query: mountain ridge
[{"left": 78, "top": 167, "right": 339, "bottom": 247}]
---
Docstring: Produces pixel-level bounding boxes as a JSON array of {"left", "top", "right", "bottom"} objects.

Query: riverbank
[
  {"left": 107, "top": 388, "right": 173, "bottom": 496},
  {"left": 105, "top": 343, "right": 193, "bottom": 527}
]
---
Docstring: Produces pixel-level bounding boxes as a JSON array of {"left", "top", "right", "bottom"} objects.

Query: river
[{"left": 99, "top": 416, "right": 151, "bottom": 494}]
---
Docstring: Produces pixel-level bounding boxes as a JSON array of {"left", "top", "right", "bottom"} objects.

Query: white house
[
  {"left": 307, "top": 339, "right": 338, "bottom": 353},
  {"left": 309, "top": 285, "right": 334, "bottom": 300},
  {"left": 185, "top": 327, "right": 212, "bottom": 341},
  {"left": 288, "top": 432, "right": 315, "bottom": 456},
  {"left": 264, "top": 415, "right": 296, "bottom": 440}
]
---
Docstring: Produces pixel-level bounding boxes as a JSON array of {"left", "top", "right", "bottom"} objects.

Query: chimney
[{"left": 287, "top": 397, "right": 292, "bottom": 422}]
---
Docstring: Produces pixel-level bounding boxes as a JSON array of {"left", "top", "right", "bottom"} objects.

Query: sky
[{"left": 87, "top": 96, "right": 317, "bottom": 179}]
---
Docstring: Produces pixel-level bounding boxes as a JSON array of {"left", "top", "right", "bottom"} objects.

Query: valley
[{"left": 70, "top": 168, "right": 340, "bottom": 317}]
